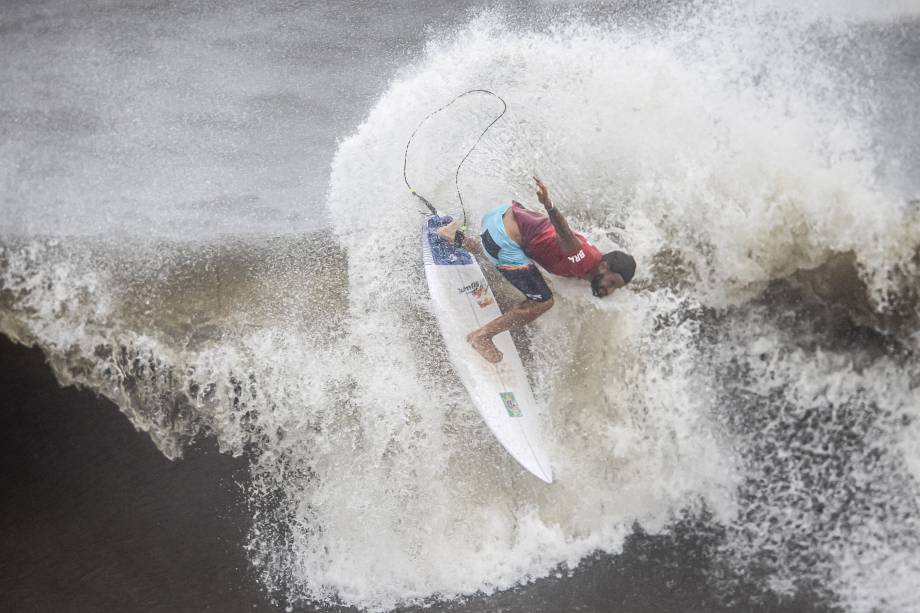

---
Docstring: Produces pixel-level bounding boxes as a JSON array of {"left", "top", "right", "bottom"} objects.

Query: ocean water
[{"left": 2, "top": 1, "right": 919, "bottom": 611}]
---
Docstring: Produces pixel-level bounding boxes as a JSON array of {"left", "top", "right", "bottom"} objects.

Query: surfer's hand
[{"left": 534, "top": 176, "right": 552, "bottom": 209}]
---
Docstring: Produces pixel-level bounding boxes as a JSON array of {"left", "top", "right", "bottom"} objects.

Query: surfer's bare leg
[
  {"left": 436, "top": 221, "right": 482, "bottom": 255},
  {"left": 467, "top": 297, "right": 554, "bottom": 363}
]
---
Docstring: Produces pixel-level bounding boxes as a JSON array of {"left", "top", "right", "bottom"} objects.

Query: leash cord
[{"left": 403, "top": 89, "right": 507, "bottom": 227}]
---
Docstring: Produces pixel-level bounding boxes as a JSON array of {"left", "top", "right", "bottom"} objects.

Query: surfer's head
[{"left": 590, "top": 251, "right": 636, "bottom": 298}]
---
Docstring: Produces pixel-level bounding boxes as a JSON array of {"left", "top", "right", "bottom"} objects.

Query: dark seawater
[
  {"left": 0, "top": 335, "right": 835, "bottom": 612},
  {"left": 0, "top": 336, "right": 273, "bottom": 612}
]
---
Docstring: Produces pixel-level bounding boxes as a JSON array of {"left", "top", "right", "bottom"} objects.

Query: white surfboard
[{"left": 422, "top": 215, "right": 553, "bottom": 483}]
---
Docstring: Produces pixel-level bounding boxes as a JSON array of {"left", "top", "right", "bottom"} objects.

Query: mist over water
[{"left": 2, "top": 1, "right": 920, "bottom": 612}]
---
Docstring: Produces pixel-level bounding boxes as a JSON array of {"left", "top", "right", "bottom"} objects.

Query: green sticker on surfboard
[{"left": 500, "top": 392, "right": 522, "bottom": 417}]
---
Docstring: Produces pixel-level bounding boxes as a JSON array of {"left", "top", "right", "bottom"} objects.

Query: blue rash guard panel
[
  {"left": 479, "top": 204, "right": 529, "bottom": 267},
  {"left": 479, "top": 204, "right": 553, "bottom": 302}
]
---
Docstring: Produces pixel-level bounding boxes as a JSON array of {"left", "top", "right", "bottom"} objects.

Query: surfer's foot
[
  {"left": 436, "top": 221, "right": 458, "bottom": 243},
  {"left": 467, "top": 329, "right": 503, "bottom": 363}
]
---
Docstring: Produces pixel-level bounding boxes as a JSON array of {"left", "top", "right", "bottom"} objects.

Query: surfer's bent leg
[
  {"left": 467, "top": 263, "right": 554, "bottom": 363},
  {"left": 467, "top": 294, "right": 553, "bottom": 353},
  {"left": 463, "top": 204, "right": 553, "bottom": 363}
]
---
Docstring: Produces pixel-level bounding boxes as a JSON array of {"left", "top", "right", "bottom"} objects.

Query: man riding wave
[{"left": 437, "top": 176, "right": 636, "bottom": 363}]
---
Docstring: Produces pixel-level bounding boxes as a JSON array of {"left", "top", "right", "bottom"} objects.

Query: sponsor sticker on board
[
  {"left": 500, "top": 391, "right": 522, "bottom": 417},
  {"left": 458, "top": 279, "right": 495, "bottom": 309}
]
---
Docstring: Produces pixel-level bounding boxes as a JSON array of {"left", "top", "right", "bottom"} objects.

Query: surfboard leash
[{"left": 402, "top": 89, "right": 507, "bottom": 228}]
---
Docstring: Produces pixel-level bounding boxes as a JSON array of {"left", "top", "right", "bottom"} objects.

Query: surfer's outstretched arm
[{"left": 533, "top": 176, "right": 581, "bottom": 254}]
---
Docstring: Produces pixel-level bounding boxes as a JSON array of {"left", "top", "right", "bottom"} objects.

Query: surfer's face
[{"left": 591, "top": 270, "right": 625, "bottom": 298}]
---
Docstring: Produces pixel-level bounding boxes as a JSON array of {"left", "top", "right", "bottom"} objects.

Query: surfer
[{"left": 437, "top": 176, "right": 636, "bottom": 363}]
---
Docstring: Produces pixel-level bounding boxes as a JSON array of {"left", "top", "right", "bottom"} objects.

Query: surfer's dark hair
[{"left": 602, "top": 251, "right": 636, "bottom": 283}]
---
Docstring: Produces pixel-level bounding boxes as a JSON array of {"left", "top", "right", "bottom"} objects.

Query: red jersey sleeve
[{"left": 567, "top": 237, "right": 603, "bottom": 277}]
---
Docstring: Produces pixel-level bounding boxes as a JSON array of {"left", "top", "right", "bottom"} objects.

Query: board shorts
[{"left": 479, "top": 204, "right": 553, "bottom": 302}]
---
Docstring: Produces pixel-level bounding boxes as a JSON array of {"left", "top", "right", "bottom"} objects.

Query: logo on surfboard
[
  {"left": 500, "top": 392, "right": 522, "bottom": 417},
  {"left": 458, "top": 279, "right": 495, "bottom": 309}
]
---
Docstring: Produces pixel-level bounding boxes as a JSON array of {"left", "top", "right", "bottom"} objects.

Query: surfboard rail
[{"left": 422, "top": 215, "right": 553, "bottom": 483}]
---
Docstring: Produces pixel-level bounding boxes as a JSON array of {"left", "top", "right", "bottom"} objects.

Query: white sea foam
[{"left": 317, "top": 7, "right": 919, "bottom": 610}]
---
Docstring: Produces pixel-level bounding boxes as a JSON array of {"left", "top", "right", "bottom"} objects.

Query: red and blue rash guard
[{"left": 510, "top": 201, "right": 602, "bottom": 278}]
